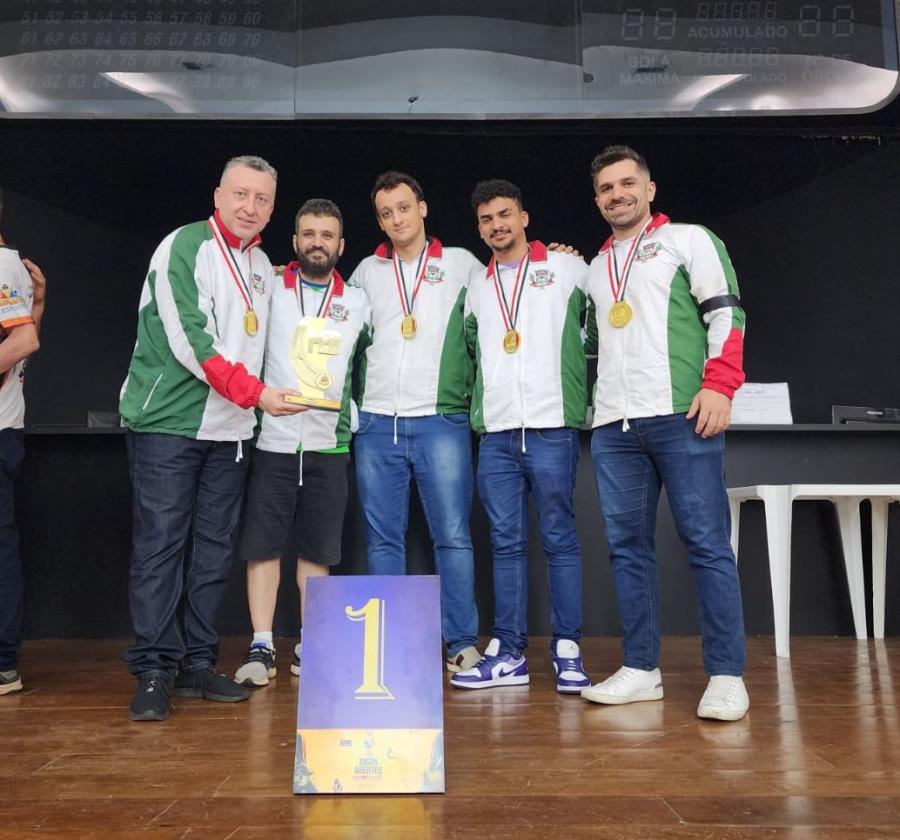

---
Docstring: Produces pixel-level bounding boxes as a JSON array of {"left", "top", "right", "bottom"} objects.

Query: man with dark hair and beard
[{"left": 234, "top": 199, "right": 371, "bottom": 687}]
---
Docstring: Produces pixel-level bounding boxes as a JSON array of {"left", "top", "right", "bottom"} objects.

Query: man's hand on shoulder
[
  {"left": 686, "top": 388, "right": 732, "bottom": 438},
  {"left": 547, "top": 242, "right": 583, "bottom": 259},
  {"left": 257, "top": 386, "right": 309, "bottom": 416},
  {"left": 21, "top": 258, "right": 46, "bottom": 303}
]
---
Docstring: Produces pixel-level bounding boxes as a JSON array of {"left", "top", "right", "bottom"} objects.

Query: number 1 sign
[{"left": 294, "top": 575, "right": 445, "bottom": 794}]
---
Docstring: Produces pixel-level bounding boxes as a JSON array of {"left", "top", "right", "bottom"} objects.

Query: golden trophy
[{"left": 283, "top": 316, "right": 342, "bottom": 411}]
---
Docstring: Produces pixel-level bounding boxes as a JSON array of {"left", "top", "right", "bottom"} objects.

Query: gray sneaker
[
  {"left": 0, "top": 670, "right": 23, "bottom": 696},
  {"left": 235, "top": 644, "right": 277, "bottom": 687},
  {"left": 446, "top": 645, "right": 482, "bottom": 673}
]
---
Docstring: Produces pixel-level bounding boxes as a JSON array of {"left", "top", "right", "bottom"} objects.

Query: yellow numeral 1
[{"left": 344, "top": 597, "right": 394, "bottom": 700}]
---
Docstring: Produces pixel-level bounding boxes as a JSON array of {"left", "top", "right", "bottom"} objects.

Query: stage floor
[{"left": 2, "top": 637, "right": 900, "bottom": 839}]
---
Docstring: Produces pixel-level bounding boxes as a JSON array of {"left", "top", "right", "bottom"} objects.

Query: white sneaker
[
  {"left": 697, "top": 675, "right": 749, "bottom": 721},
  {"left": 581, "top": 666, "right": 663, "bottom": 705},
  {"left": 446, "top": 645, "right": 482, "bottom": 673}
]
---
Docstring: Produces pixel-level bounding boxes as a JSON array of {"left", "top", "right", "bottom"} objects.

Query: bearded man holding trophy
[{"left": 234, "top": 198, "right": 371, "bottom": 687}]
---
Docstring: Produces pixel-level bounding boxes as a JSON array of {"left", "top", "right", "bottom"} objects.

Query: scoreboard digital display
[{"left": 0, "top": 1, "right": 896, "bottom": 117}]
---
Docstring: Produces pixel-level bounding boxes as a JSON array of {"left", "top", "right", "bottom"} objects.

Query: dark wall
[
  {"left": 18, "top": 429, "right": 900, "bottom": 642},
  {"left": 1, "top": 115, "right": 899, "bottom": 425},
  {"left": 4, "top": 108, "right": 900, "bottom": 643}
]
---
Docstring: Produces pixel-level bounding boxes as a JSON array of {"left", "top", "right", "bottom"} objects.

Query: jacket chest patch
[
  {"left": 634, "top": 242, "right": 662, "bottom": 263},
  {"left": 328, "top": 302, "right": 350, "bottom": 322},
  {"left": 423, "top": 265, "right": 445, "bottom": 284},
  {"left": 527, "top": 269, "right": 555, "bottom": 288},
  {"left": 251, "top": 273, "right": 266, "bottom": 295}
]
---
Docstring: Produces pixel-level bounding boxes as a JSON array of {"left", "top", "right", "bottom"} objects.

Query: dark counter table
[{"left": 16, "top": 425, "right": 900, "bottom": 641}]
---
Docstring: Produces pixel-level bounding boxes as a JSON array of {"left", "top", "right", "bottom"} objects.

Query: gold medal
[
  {"left": 608, "top": 300, "right": 633, "bottom": 328},
  {"left": 244, "top": 310, "right": 259, "bottom": 336},
  {"left": 401, "top": 314, "right": 418, "bottom": 339},
  {"left": 502, "top": 329, "right": 521, "bottom": 354}
]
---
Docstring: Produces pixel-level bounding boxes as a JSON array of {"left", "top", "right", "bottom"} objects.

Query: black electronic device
[{"left": 831, "top": 405, "right": 900, "bottom": 428}]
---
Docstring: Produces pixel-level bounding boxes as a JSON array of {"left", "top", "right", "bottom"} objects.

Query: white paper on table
[{"left": 731, "top": 382, "right": 793, "bottom": 425}]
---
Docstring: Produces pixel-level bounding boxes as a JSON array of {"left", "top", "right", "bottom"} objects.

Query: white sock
[
  {"left": 295, "top": 634, "right": 302, "bottom": 659},
  {"left": 253, "top": 631, "right": 274, "bottom": 650}
]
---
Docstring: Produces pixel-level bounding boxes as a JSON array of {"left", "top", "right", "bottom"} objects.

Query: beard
[
  {"left": 297, "top": 247, "right": 339, "bottom": 280},
  {"left": 489, "top": 231, "right": 516, "bottom": 255}
]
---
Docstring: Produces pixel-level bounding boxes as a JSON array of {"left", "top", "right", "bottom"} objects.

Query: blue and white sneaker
[
  {"left": 552, "top": 639, "right": 591, "bottom": 694},
  {"left": 450, "top": 638, "right": 529, "bottom": 690}
]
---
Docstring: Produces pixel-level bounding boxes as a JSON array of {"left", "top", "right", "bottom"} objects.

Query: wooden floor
[{"left": 3, "top": 637, "right": 900, "bottom": 839}]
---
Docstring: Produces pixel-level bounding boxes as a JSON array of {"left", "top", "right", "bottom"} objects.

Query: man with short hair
[
  {"left": 582, "top": 145, "right": 749, "bottom": 721},
  {"left": 120, "top": 155, "right": 306, "bottom": 721},
  {"left": 450, "top": 179, "right": 591, "bottom": 693},
  {"left": 234, "top": 199, "right": 371, "bottom": 686},
  {"left": 349, "top": 171, "right": 481, "bottom": 673},
  {"left": 0, "top": 187, "right": 46, "bottom": 696}
]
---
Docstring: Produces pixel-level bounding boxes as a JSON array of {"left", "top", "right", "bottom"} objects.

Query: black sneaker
[
  {"left": 175, "top": 667, "right": 249, "bottom": 702},
  {"left": 0, "top": 669, "right": 23, "bottom": 696},
  {"left": 129, "top": 674, "right": 172, "bottom": 721}
]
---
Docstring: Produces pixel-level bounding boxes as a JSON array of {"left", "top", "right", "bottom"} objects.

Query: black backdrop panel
[
  {"left": 4, "top": 113, "right": 900, "bottom": 642},
  {"left": 1, "top": 120, "right": 898, "bottom": 425}
]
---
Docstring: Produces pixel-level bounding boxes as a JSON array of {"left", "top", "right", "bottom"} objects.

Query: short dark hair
[
  {"left": 295, "top": 198, "right": 343, "bottom": 237},
  {"left": 470, "top": 179, "right": 523, "bottom": 213},
  {"left": 370, "top": 171, "right": 424, "bottom": 207},
  {"left": 590, "top": 145, "right": 651, "bottom": 189}
]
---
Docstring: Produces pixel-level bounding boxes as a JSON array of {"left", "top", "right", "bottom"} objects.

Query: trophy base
[{"left": 283, "top": 394, "right": 341, "bottom": 412}]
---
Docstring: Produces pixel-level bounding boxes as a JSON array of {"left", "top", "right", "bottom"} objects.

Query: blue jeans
[
  {"left": 591, "top": 414, "right": 746, "bottom": 676},
  {"left": 125, "top": 432, "right": 249, "bottom": 678},
  {"left": 354, "top": 411, "right": 478, "bottom": 656},
  {"left": 0, "top": 428, "right": 25, "bottom": 671},
  {"left": 477, "top": 428, "right": 583, "bottom": 658}
]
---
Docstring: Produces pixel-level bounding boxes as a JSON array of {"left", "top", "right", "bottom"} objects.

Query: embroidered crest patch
[
  {"left": 328, "top": 302, "right": 350, "bottom": 322},
  {"left": 423, "top": 265, "right": 445, "bottom": 284},
  {"left": 634, "top": 242, "right": 662, "bottom": 263},
  {"left": 528, "top": 269, "right": 555, "bottom": 288}
]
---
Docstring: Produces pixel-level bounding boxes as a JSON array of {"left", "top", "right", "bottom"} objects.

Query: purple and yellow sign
[{"left": 294, "top": 575, "right": 445, "bottom": 794}]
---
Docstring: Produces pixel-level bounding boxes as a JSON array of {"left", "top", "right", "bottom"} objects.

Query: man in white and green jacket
[
  {"left": 581, "top": 145, "right": 749, "bottom": 722},
  {"left": 119, "top": 156, "right": 306, "bottom": 722},
  {"left": 233, "top": 198, "right": 371, "bottom": 687},
  {"left": 349, "top": 171, "right": 482, "bottom": 673},
  {"left": 451, "top": 179, "right": 591, "bottom": 694}
]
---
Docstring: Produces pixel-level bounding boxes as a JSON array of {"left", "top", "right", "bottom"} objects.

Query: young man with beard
[
  {"left": 349, "top": 171, "right": 482, "bottom": 673},
  {"left": 234, "top": 199, "right": 371, "bottom": 686},
  {"left": 120, "top": 156, "right": 306, "bottom": 721},
  {"left": 450, "top": 179, "right": 591, "bottom": 693},
  {"left": 581, "top": 145, "right": 748, "bottom": 721}
]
